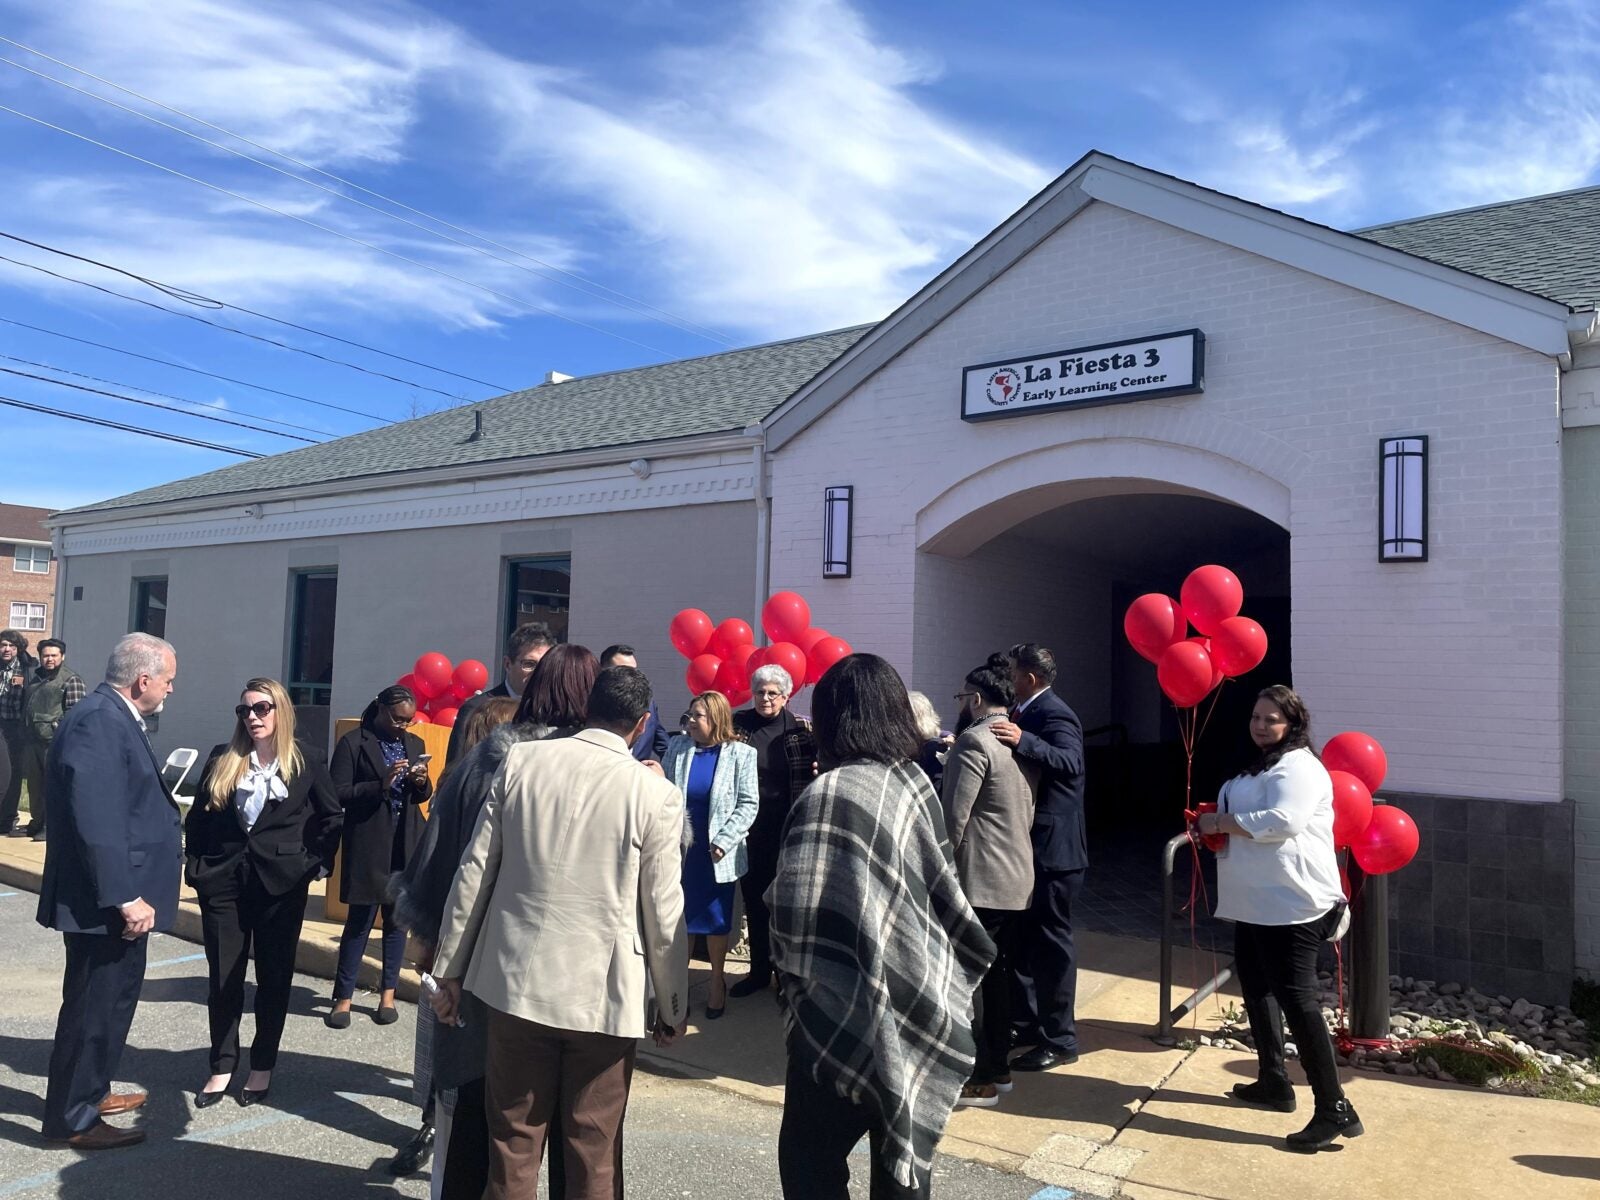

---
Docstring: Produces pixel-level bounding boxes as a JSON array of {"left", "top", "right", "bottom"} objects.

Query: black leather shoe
[
  {"left": 1286, "top": 1099, "right": 1364, "bottom": 1152},
  {"left": 1010, "top": 1046, "right": 1078, "bottom": 1072},
  {"left": 324, "top": 1010, "right": 351, "bottom": 1030},
  {"left": 728, "top": 973, "right": 772, "bottom": 999},
  {"left": 194, "top": 1088, "right": 229, "bottom": 1109},
  {"left": 238, "top": 1087, "right": 269, "bottom": 1108},
  {"left": 388, "top": 1124, "right": 435, "bottom": 1176},
  {"left": 1231, "top": 1080, "right": 1297, "bottom": 1112}
]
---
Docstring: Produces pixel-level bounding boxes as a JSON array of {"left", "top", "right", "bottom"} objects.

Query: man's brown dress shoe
[
  {"left": 47, "top": 1120, "right": 146, "bottom": 1150},
  {"left": 98, "top": 1092, "right": 147, "bottom": 1117}
]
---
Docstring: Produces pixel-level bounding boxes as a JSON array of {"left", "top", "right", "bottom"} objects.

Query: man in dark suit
[
  {"left": 36, "top": 632, "right": 180, "bottom": 1149},
  {"left": 444, "top": 622, "right": 555, "bottom": 765},
  {"left": 600, "top": 644, "right": 671, "bottom": 762},
  {"left": 991, "top": 643, "right": 1086, "bottom": 1071}
]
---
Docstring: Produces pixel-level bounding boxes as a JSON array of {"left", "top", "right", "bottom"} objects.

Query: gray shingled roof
[
  {"left": 66, "top": 325, "right": 870, "bottom": 514},
  {"left": 1355, "top": 185, "right": 1600, "bottom": 310}
]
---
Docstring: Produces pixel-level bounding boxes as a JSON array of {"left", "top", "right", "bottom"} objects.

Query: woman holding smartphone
[
  {"left": 327, "top": 684, "right": 433, "bottom": 1029},
  {"left": 185, "top": 678, "right": 341, "bottom": 1107}
]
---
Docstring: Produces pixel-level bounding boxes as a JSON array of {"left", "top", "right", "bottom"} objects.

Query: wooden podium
[{"left": 323, "top": 717, "right": 452, "bottom": 924}]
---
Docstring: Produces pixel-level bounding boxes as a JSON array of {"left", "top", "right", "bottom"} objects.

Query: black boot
[
  {"left": 388, "top": 1123, "right": 434, "bottom": 1175},
  {"left": 1230, "top": 1079, "right": 1296, "bottom": 1112},
  {"left": 1285, "top": 1099, "right": 1363, "bottom": 1152}
]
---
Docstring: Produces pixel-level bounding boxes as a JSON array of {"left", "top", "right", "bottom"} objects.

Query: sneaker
[
  {"left": 956, "top": 1083, "right": 1000, "bottom": 1107},
  {"left": 1230, "top": 1080, "right": 1297, "bottom": 1113},
  {"left": 1285, "top": 1099, "right": 1364, "bottom": 1152},
  {"left": 992, "top": 1073, "right": 1015, "bottom": 1094}
]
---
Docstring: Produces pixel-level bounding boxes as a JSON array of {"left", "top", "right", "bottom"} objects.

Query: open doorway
[{"left": 915, "top": 486, "right": 1290, "bottom": 938}]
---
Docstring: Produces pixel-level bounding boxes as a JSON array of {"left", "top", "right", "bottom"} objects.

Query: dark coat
[
  {"left": 330, "top": 725, "right": 433, "bottom": 906},
  {"left": 35, "top": 683, "right": 182, "bottom": 935},
  {"left": 631, "top": 700, "right": 672, "bottom": 762},
  {"left": 445, "top": 680, "right": 514, "bottom": 765},
  {"left": 184, "top": 740, "right": 342, "bottom": 899},
  {"left": 1012, "top": 688, "right": 1087, "bottom": 873}
]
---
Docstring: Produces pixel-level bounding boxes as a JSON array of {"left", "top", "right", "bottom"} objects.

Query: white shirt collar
[
  {"left": 1015, "top": 686, "right": 1052, "bottom": 715},
  {"left": 114, "top": 689, "right": 147, "bottom": 731}
]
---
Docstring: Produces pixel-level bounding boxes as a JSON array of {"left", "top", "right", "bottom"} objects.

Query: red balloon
[
  {"left": 669, "top": 609, "right": 714, "bottom": 659},
  {"left": 395, "top": 672, "right": 421, "bottom": 697},
  {"left": 414, "top": 652, "right": 453, "bottom": 699},
  {"left": 1186, "top": 637, "right": 1225, "bottom": 690},
  {"left": 764, "top": 641, "right": 808, "bottom": 689},
  {"left": 410, "top": 672, "right": 444, "bottom": 702},
  {"left": 706, "top": 618, "right": 755, "bottom": 660},
  {"left": 796, "top": 627, "right": 831, "bottom": 656},
  {"left": 1350, "top": 805, "right": 1419, "bottom": 875},
  {"left": 727, "top": 686, "right": 752, "bottom": 708},
  {"left": 432, "top": 706, "right": 460, "bottom": 728},
  {"left": 410, "top": 710, "right": 432, "bottom": 725},
  {"left": 452, "top": 678, "right": 481, "bottom": 702},
  {"left": 1211, "top": 616, "right": 1267, "bottom": 677},
  {"left": 1323, "top": 731, "right": 1388, "bottom": 794},
  {"left": 1181, "top": 565, "right": 1244, "bottom": 636},
  {"left": 746, "top": 646, "right": 769, "bottom": 675},
  {"left": 761, "top": 591, "right": 812, "bottom": 645},
  {"left": 713, "top": 656, "right": 750, "bottom": 696},
  {"left": 686, "top": 654, "right": 722, "bottom": 695},
  {"left": 1158, "top": 641, "right": 1216, "bottom": 707},
  {"left": 1124, "top": 594, "right": 1187, "bottom": 662},
  {"left": 453, "top": 659, "right": 489, "bottom": 694},
  {"left": 805, "top": 636, "right": 852, "bottom": 685},
  {"left": 1328, "top": 770, "right": 1374, "bottom": 849}
]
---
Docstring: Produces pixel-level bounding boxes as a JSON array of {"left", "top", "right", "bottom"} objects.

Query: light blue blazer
[{"left": 662, "top": 735, "right": 759, "bottom": 884}]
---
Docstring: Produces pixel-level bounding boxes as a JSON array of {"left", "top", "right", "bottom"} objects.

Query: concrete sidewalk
[{"left": 5, "top": 834, "right": 1597, "bottom": 1198}]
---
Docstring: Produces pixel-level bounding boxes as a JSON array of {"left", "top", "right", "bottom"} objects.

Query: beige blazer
[
  {"left": 432, "top": 727, "right": 689, "bottom": 1037},
  {"left": 940, "top": 713, "right": 1036, "bottom": 911}
]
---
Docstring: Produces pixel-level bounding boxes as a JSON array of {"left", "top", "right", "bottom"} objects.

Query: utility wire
[
  {"left": 0, "top": 246, "right": 476, "bottom": 404},
  {"left": 0, "top": 40, "right": 733, "bottom": 347},
  {"left": 0, "top": 364, "right": 319, "bottom": 444},
  {"left": 0, "top": 391, "right": 262, "bottom": 457},
  {"left": 0, "top": 352, "right": 336, "bottom": 437},
  {"left": 0, "top": 52, "right": 734, "bottom": 349},
  {"left": 0, "top": 315, "right": 392, "bottom": 423},
  {"left": 0, "top": 101, "right": 679, "bottom": 358},
  {"left": 0, "top": 226, "right": 511, "bottom": 390}
]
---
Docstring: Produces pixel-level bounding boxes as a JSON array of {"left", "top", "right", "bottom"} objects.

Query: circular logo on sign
[{"left": 985, "top": 368, "right": 1021, "bottom": 407}]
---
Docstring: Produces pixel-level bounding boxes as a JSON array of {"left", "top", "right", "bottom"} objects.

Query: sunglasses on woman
[{"left": 234, "top": 701, "right": 276, "bottom": 719}]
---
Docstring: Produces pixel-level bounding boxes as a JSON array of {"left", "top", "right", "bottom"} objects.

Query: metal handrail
[{"left": 1156, "top": 830, "right": 1235, "bottom": 1043}]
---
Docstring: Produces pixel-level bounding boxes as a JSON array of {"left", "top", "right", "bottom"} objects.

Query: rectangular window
[
  {"left": 12, "top": 545, "right": 50, "bottom": 573},
  {"left": 288, "top": 569, "right": 338, "bottom": 706},
  {"left": 132, "top": 577, "right": 168, "bottom": 637},
  {"left": 9, "top": 602, "right": 46, "bottom": 631},
  {"left": 503, "top": 556, "right": 571, "bottom": 649}
]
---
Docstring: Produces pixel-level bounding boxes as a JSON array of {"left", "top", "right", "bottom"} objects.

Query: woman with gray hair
[
  {"left": 729, "top": 662, "right": 817, "bottom": 999},
  {"left": 908, "top": 690, "right": 953, "bottom": 793}
]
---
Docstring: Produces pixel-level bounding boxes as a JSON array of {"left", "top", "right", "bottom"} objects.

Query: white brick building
[{"left": 48, "top": 153, "right": 1600, "bottom": 1001}]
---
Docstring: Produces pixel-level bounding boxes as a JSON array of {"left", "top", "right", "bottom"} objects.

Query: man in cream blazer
[{"left": 431, "top": 666, "right": 688, "bottom": 1199}]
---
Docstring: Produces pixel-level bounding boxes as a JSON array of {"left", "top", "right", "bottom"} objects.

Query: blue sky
[{"left": 0, "top": 0, "right": 1596, "bottom": 510}]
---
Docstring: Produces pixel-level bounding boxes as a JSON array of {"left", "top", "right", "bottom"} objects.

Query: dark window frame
[
  {"left": 287, "top": 568, "right": 339, "bottom": 706},
  {"left": 131, "top": 576, "right": 168, "bottom": 638},
  {"left": 502, "top": 555, "right": 572, "bottom": 650}
]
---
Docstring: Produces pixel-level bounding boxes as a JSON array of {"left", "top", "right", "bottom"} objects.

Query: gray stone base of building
[{"left": 1382, "top": 792, "right": 1575, "bottom": 1006}]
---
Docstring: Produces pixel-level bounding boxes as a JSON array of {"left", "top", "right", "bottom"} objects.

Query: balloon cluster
[
  {"left": 393, "top": 652, "right": 490, "bottom": 728},
  {"left": 668, "top": 591, "right": 853, "bottom": 704},
  {"left": 1323, "top": 731, "right": 1418, "bottom": 876},
  {"left": 1124, "top": 565, "right": 1269, "bottom": 707}
]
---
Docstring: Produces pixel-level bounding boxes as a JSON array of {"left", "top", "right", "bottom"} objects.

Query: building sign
[{"left": 961, "top": 329, "right": 1205, "bottom": 422}]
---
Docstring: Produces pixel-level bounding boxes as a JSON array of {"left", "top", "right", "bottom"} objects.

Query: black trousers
[
  {"left": 1233, "top": 907, "right": 1347, "bottom": 1110},
  {"left": 200, "top": 874, "right": 310, "bottom": 1073},
  {"left": 21, "top": 736, "right": 48, "bottom": 834},
  {"left": 969, "top": 908, "right": 1019, "bottom": 1085},
  {"left": 778, "top": 1058, "right": 929, "bottom": 1200},
  {"left": 0, "top": 718, "right": 24, "bottom": 831},
  {"left": 739, "top": 830, "right": 781, "bottom": 978},
  {"left": 44, "top": 931, "right": 148, "bottom": 1138},
  {"left": 1010, "top": 867, "right": 1084, "bottom": 1053}
]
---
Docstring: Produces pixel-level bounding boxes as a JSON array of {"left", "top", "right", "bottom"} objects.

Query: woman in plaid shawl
[{"left": 770, "top": 654, "right": 995, "bottom": 1198}]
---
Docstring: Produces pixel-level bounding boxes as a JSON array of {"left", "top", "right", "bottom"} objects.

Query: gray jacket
[
  {"left": 662, "top": 734, "right": 759, "bottom": 883},
  {"left": 939, "top": 714, "right": 1035, "bottom": 911}
]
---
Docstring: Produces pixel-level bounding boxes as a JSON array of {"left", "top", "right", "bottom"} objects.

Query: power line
[
  {"left": 0, "top": 352, "right": 336, "bottom": 437},
  {"left": 0, "top": 391, "right": 262, "bottom": 457},
  {"left": 0, "top": 315, "right": 392, "bottom": 423},
  {"left": 0, "top": 40, "right": 735, "bottom": 347},
  {"left": 0, "top": 100, "right": 680, "bottom": 358},
  {"left": 0, "top": 364, "right": 319, "bottom": 444},
  {"left": 0, "top": 244, "right": 478, "bottom": 404},
  {"left": 0, "top": 51, "right": 735, "bottom": 349}
]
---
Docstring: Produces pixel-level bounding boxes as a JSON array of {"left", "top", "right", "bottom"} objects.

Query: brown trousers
[{"left": 485, "top": 1006, "right": 635, "bottom": 1199}]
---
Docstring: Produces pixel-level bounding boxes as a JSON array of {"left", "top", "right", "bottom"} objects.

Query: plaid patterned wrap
[{"left": 770, "top": 759, "right": 994, "bottom": 1189}]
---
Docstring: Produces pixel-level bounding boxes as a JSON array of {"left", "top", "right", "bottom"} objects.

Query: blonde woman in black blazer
[{"left": 185, "top": 677, "right": 341, "bottom": 1108}]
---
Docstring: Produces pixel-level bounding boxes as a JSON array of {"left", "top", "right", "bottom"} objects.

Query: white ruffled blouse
[{"left": 236, "top": 752, "right": 288, "bottom": 832}]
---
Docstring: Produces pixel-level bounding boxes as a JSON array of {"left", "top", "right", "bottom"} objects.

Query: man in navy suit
[
  {"left": 601, "top": 645, "right": 672, "bottom": 762},
  {"left": 991, "top": 643, "right": 1087, "bottom": 1071},
  {"left": 36, "top": 632, "right": 179, "bottom": 1149}
]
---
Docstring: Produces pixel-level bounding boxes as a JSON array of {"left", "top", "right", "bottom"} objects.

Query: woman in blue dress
[{"left": 664, "top": 690, "right": 759, "bottom": 1019}]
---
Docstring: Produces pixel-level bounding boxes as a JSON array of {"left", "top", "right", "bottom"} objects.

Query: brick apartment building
[{"left": 0, "top": 503, "right": 54, "bottom": 641}]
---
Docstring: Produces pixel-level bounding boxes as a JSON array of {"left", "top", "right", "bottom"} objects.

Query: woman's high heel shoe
[
  {"left": 194, "top": 1087, "right": 228, "bottom": 1109},
  {"left": 239, "top": 1086, "right": 271, "bottom": 1108}
]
